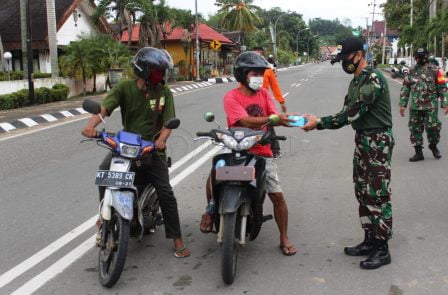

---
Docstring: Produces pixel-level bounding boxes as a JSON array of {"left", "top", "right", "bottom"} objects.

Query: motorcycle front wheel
[
  {"left": 98, "top": 211, "right": 130, "bottom": 288},
  {"left": 221, "top": 212, "right": 239, "bottom": 284}
]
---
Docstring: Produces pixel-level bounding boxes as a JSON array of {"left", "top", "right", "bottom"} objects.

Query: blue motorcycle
[{"left": 82, "top": 99, "right": 180, "bottom": 288}]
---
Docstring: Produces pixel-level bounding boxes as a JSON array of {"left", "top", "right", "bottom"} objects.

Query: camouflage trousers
[
  {"left": 353, "top": 129, "right": 394, "bottom": 241},
  {"left": 409, "top": 109, "right": 441, "bottom": 147}
]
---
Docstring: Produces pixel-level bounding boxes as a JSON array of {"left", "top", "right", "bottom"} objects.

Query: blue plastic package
[{"left": 288, "top": 115, "right": 308, "bottom": 127}]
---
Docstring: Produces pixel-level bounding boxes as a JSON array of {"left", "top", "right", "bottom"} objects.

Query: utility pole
[
  {"left": 410, "top": 0, "right": 413, "bottom": 65},
  {"left": 25, "top": 0, "right": 35, "bottom": 105},
  {"left": 429, "top": 0, "right": 438, "bottom": 56},
  {"left": 194, "top": 0, "right": 200, "bottom": 82},
  {"left": 382, "top": 21, "right": 387, "bottom": 65}
]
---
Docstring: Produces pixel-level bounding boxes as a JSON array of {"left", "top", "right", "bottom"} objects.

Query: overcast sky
[{"left": 164, "top": 0, "right": 387, "bottom": 28}]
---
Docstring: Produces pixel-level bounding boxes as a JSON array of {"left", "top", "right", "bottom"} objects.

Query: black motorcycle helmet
[
  {"left": 234, "top": 51, "right": 270, "bottom": 84},
  {"left": 132, "top": 47, "right": 173, "bottom": 80}
]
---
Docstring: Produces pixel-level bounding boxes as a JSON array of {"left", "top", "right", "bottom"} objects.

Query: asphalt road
[{"left": 1, "top": 62, "right": 448, "bottom": 295}]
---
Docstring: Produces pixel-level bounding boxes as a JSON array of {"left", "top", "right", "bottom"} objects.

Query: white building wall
[
  {"left": 0, "top": 75, "right": 107, "bottom": 98},
  {"left": 57, "top": 6, "right": 98, "bottom": 46}
]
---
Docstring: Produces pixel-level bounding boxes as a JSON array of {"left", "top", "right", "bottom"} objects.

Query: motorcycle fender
[
  {"left": 111, "top": 190, "right": 134, "bottom": 220},
  {"left": 219, "top": 185, "right": 246, "bottom": 214},
  {"left": 101, "top": 189, "right": 113, "bottom": 220}
]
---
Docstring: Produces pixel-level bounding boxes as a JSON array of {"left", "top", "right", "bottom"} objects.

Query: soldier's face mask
[
  {"left": 342, "top": 52, "right": 361, "bottom": 74},
  {"left": 149, "top": 69, "right": 164, "bottom": 85},
  {"left": 416, "top": 57, "right": 428, "bottom": 66}
]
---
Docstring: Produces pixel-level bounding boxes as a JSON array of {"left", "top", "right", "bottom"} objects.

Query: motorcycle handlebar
[
  {"left": 273, "top": 136, "right": 287, "bottom": 141},
  {"left": 196, "top": 132, "right": 211, "bottom": 137}
]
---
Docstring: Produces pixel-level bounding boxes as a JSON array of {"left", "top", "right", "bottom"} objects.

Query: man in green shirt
[
  {"left": 302, "top": 37, "right": 394, "bottom": 270},
  {"left": 82, "top": 47, "right": 190, "bottom": 258}
]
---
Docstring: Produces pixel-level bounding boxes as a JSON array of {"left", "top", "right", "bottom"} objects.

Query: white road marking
[
  {"left": 60, "top": 111, "right": 74, "bottom": 118},
  {"left": 170, "top": 89, "right": 177, "bottom": 93},
  {"left": 191, "top": 84, "right": 199, "bottom": 88},
  {"left": 175, "top": 88, "right": 183, "bottom": 92},
  {"left": 295, "top": 83, "right": 302, "bottom": 88},
  {"left": 75, "top": 108, "right": 87, "bottom": 114},
  {"left": 9, "top": 145, "right": 222, "bottom": 294},
  {"left": 0, "top": 122, "right": 16, "bottom": 132},
  {"left": 181, "top": 86, "right": 189, "bottom": 91},
  {"left": 197, "top": 83, "right": 204, "bottom": 88},
  {"left": 185, "top": 85, "right": 194, "bottom": 90},
  {"left": 169, "top": 141, "right": 212, "bottom": 173},
  {"left": 291, "top": 83, "right": 296, "bottom": 87},
  {"left": 10, "top": 235, "right": 96, "bottom": 295},
  {"left": 283, "top": 92, "right": 290, "bottom": 98},
  {"left": 18, "top": 118, "right": 38, "bottom": 127},
  {"left": 0, "top": 216, "right": 97, "bottom": 289},
  {"left": 40, "top": 114, "right": 58, "bottom": 122}
]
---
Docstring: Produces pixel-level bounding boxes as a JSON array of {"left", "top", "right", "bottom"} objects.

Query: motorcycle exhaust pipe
[{"left": 217, "top": 215, "right": 224, "bottom": 244}]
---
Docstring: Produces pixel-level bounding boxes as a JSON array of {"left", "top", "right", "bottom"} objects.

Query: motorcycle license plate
[
  {"left": 95, "top": 170, "right": 135, "bottom": 188},
  {"left": 215, "top": 166, "right": 255, "bottom": 181}
]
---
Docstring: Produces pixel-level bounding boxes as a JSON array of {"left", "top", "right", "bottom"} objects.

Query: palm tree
[
  {"left": 215, "top": 0, "right": 262, "bottom": 44},
  {"left": 93, "top": 0, "right": 139, "bottom": 45},
  {"left": 46, "top": 0, "right": 59, "bottom": 77},
  {"left": 59, "top": 39, "right": 93, "bottom": 96}
]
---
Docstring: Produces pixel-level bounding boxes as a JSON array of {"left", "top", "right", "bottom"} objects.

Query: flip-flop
[
  {"left": 174, "top": 247, "right": 191, "bottom": 258},
  {"left": 279, "top": 244, "right": 297, "bottom": 256},
  {"left": 199, "top": 213, "right": 213, "bottom": 233}
]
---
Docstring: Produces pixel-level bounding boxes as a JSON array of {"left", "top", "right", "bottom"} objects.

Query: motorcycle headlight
[
  {"left": 238, "top": 135, "right": 262, "bottom": 150},
  {"left": 216, "top": 132, "right": 238, "bottom": 150},
  {"left": 119, "top": 143, "right": 140, "bottom": 158}
]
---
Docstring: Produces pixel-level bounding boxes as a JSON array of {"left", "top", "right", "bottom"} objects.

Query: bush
[
  {"left": 0, "top": 94, "right": 18, "bottom": 110},
  {"left": 33, "top": 72, "right": 52, "bottom": 79},
  {"left": 176, "top": 75, "right": 185, "bottom": 81},
  {"left": 50, "top": 84, "right": 69, "bottom": 101},
  {"left": 0, "top": 71, "right": 24, "bottom": 81},
  {"left": 15, "top": 89, "right": 29, "bottom": 107},
  {"left": 0, "top": 83, "right": 70, "bottom": 110},
  {"left": 35, "top": 87, "right": 52, "bottom": 104}
]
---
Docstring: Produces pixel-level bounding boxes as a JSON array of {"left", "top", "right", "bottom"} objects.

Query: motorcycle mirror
[
  {"left": 164, "top": 118, "right": 180, "bottom": 130},
  {"left": 82, "top": 99, "right": 101, "bottom": 114},
  {"left": 204, "top": 112, "right": 215, "bottom": 123},
  {"left": 268, "top": 114, "right": 280, "bottom": 125}
]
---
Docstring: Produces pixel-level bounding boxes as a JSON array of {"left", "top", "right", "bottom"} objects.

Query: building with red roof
[{"left": 122, "top": 22, "right": 238, "bottom": 79}]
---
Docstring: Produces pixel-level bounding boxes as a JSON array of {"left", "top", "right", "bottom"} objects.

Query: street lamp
[
  {"left": 3, "top": 52, "right": 12, "bottom": 81},
  {"left": 307, "top": 35, "right": 318, "bottom": 63},
  {"left": 296, "top": 28, "right": 310, "bottom": 54},
  {"left": 273, "top": 13, "right": 288, "bottom": 60}
]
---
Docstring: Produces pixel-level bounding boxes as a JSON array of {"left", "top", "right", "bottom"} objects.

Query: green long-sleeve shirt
[{"left": 317, "top": 67, "right": 392, "bottom": 131}]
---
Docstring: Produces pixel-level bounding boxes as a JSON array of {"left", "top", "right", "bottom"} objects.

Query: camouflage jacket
[
  {"left": 317, "top": 66, "right": 392, "bottom": 131},
  {"left": 399, "top": 64, "right": 448, "bottom": 110}
]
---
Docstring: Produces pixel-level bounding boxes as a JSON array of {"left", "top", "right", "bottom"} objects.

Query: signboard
[
  {"left": 352, "top": 30, "right": 361, "bottom": 37},
  {"left": 294, "top": 51, "right": 299, "bottom": 57},
  {"left": 210, "top": 40, "right": 222, "bottom": 50}
]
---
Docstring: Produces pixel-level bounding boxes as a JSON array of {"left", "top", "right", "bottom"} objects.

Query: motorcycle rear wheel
[
  {"left": 221, "top": 212, "right": 239, "bottom": 284},
  {"left": 98, "top": 211, "right": 130, "bottom": 288}
]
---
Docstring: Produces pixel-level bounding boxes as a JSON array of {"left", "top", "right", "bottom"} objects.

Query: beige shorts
[{"left": 265, "top": 158, "right": 282, "bottom": 193}]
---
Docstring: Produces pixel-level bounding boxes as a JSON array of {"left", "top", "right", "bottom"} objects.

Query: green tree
[
  {"left": 94, "top": 0, "right": 140, "bottom": 46},
  {"left": 59, "top": 39, "right": 92, "bottom": 96},
  {"left": 215, "top": 0, "right": 262, "bottom": 44}
]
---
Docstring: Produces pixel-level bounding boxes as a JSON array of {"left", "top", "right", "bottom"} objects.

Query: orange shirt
[{"left": 263, "top": 68, "right": 285, "bottom": 103}]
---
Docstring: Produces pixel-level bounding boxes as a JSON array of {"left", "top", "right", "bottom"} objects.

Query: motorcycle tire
[
  {"left": 221, "top": 212, "right": 239, "bottom": 285},
  {"left": 98, "top": 211, "right": 130, "bottom": 288}
]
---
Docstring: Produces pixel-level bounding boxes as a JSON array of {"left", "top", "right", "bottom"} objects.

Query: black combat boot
[
  {"left": 360, "top": 240, "right": 391, "bottom": 269},
  {"left": 428, "top": 143, "right": 441, "bottom": 159},
  {"left": 344, "top": 231, "right": 375, "bottom": 256},
  {"left": 409, "top": 146, "right": 424, "bottom": 162}
]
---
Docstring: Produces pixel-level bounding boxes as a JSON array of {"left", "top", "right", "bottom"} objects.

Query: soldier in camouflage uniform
[
  {"left": 399, "top": 48, "right": 448, "bottom": 161},
  {"left": 303, "top": 37, "right": 393, "bottom": 270}
]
